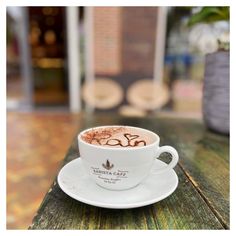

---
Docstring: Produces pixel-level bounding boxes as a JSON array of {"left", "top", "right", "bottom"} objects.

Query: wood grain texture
[
  {"left": 29, "top": 114, "right": 229, "bottom": 229},
  {"left": 149, "top": 118, "right": 229, "bottom": 228}
]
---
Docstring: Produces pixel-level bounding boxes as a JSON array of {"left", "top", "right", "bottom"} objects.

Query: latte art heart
[{"left": 124, "top": 133, "right": 139, "bottom": 141}]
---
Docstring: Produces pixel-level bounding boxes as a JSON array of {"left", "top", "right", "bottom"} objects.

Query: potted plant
[{"left": 188, "top": 7, "right": 229, "bottom": 134}]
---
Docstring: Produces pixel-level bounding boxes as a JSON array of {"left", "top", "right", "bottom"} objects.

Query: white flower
[
  {"left": 213, "top": 21, "right": 229, "bottom": 43},
  {"left": 188, "top": 21, "right": 229, "bottom": 54},
  {"left": 189, "top": 24, "right": 218, "bottom": 54}
]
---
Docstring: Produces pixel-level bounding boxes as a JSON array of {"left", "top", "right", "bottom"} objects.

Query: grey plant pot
[{"left": 203, "top": 51, "right": 229, "bottom": 134}]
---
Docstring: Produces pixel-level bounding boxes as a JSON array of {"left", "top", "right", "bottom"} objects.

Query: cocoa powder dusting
[
  {"left": 81, "top": 127, "right": 126, "bottom": 145},
  {"left": 81, "top": 127, "right": 147, "bottom": 148}
]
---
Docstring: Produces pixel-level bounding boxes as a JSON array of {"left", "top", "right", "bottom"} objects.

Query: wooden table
[{"left": 29, "top": 114, "right": 229, "bottom": 229}]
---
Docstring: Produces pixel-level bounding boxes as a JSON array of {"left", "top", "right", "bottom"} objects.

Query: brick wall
[
  {"left": 93, "top": 7, "right": 122, "bottom": 76},
  {"left": 93, "top": 7, "right": 158, "bottom": 78},
  {"left": 121, "top": 7, "right": 157, "bottom": 77}
]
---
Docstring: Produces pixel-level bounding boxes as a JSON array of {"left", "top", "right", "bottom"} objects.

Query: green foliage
[{"left": 188, "top": 7, "right": 229, "bottom": 27}]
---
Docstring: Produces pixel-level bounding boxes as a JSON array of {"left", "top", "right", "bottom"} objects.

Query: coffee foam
[{"left": 81, "top": 126, "right": 154, "bottom": 148}]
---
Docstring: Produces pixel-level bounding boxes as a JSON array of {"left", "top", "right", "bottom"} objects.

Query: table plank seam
[{"left": 177, "top": 163, "right": 229, "bottom": 229}]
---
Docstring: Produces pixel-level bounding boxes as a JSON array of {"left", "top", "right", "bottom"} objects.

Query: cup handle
[{"left": 151, "top": 145, "right": 179, "bottom": 174}]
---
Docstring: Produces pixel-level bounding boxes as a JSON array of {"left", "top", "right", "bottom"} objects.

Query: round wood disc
[
  {"left": 126, "top": 79, "right": 170, "bottom": 110},
  {"left": 82, "top": 78, "right": 124, "bottom": 109}
]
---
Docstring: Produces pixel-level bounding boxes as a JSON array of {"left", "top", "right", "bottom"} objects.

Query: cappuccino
[
  {"left": 78, "top": 125, "right": 179, "bottom": 190},
  {"left": 81, "top": 126, "right": 154, "bottom": 148}
]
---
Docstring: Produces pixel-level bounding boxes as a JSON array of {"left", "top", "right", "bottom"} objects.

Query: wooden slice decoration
[
  {"left": 82, "top": 78, "right": 124, "bottom": 109},
  {"left": 126, "top": 79, "right": 170, "bottom": 110}
]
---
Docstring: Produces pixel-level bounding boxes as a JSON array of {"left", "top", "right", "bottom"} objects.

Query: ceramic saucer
[{"left": 57, "top": 158, "right": 178, "bottom": 209}]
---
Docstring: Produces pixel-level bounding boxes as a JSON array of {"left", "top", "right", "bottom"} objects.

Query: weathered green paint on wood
[
  {"left": 142, "top": 118, "right": 229, "bottom": 228},
  {"left": 29, "top": 115, "right": 229, "bottom": 230}
]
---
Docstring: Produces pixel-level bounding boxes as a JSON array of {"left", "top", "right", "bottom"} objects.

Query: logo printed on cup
[
  {"left": 102, "top": 160, "right": 114, "bottom": 170},
  {"left": 90, "top": 159, "right": 129, "bottom": 185}
]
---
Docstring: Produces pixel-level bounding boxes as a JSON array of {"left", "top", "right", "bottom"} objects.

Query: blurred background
[{"left": 7, "top": 6, "right": 229, "bottom": 229}]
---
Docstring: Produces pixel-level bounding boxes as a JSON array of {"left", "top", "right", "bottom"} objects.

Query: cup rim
[{"left": 78, "top": 125, "right": 160, "bottom": 150}]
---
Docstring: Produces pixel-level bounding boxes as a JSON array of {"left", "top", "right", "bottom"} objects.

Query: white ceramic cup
[{"left": 78, "top": 125, "right": 179, "bottom": 191}]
